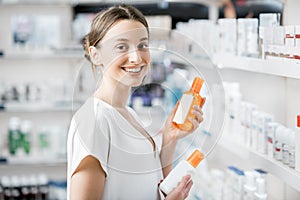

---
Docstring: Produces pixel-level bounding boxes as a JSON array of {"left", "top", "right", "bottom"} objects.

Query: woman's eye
[
  {"left": 116, "top": 44, "right": 128, "bottom": 51},
  {"left": 138, "top": 43, "right": 149, "bottom": 50}
]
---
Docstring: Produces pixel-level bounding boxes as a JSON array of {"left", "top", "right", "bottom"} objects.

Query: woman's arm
[
  {"left": 70, "top": 155, "right": 106, "bottom": 200},
  {"left": 160, "top": 99, "right": 205, "bottom": 178}
]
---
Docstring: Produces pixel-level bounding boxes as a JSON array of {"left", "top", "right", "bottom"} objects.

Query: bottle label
[{"left": 173, "top": 94, "right": 194, "bottom": 124}]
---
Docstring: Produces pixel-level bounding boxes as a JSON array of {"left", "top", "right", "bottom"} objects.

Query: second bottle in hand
[{"left": 172, "top": 77, "right": 205, "bottom": 131}]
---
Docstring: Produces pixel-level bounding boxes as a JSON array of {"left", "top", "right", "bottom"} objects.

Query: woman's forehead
[{"left": 101, "top": 19, "right": 148, "bottom": 43}]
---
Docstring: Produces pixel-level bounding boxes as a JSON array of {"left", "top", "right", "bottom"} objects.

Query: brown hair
[{"left": 82, "top": 4, "right": 149, "bottom": 73}]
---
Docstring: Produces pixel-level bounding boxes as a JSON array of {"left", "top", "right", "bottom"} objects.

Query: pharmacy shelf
[
  {"left": 213, "top": 53, "right": 300, "bottom": 80},
  {"left": 4, "top": 156, "right": 66, "bottom": 166},
  {"left": 0, "top": 46, "right": 84, "bottom": 60},
  {"left": 0, "top": 52, "right": 83, "bottom": 60},
  {"left": 0, "top": 102, "right": 82, "bottom": 113},
  {"left": 0, "top": 157, "right": 67, "bottom": 180},
  {"left": 217, "top": 135, "right": 300, "bottom": 191}
]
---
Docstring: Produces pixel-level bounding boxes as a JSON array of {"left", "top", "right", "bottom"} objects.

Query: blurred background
[{"left": 1, "top": 0, "right": 300, "bottom": 199}]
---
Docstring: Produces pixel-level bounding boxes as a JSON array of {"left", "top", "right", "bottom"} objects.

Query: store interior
[{"left": 0, "top": 0, "right": 300, "bottom": 199}]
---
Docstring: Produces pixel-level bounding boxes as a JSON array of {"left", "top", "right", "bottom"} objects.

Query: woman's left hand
[{"left": 162, "top": 97, "right": 206, "bottom": 144}]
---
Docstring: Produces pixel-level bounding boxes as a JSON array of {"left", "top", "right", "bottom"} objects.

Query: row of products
[
  {"left": 3, "top": 116, "right": 67, "bottom": 159},
  {"left": 240, "top": 102, "right": 296, "bottom": 169},
  {"left": 11, "top": 15, "right": 60, "bottom": 49},
  {"left": 223, "top": 82, "right": 299, "bottom": 173},
  {"left": 175, "top": 13, "right": 300, "bottom": 61},
  {"left": 261, "top": 24, "right": 300, "bottom": 60},
  {"left": 0, "top": 174, "right": 49, "bottom": 200},
  {"left": 0, "top": 174, "right": 67, "bottom": 200},
  {"left": 192, "top": 165, "right": 268, "bottom": 200},
  {"left": 0, "top": 80, "right": 72, "bottom": 107}
]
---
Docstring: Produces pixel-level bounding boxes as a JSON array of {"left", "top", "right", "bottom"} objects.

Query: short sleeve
[{"left": 67, "top": 98, "right": 111, "bottom": 178}]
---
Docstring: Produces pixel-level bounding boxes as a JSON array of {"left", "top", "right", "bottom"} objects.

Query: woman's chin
[{"left": 131, "top": 80, "right": 144, "bottom": 87}]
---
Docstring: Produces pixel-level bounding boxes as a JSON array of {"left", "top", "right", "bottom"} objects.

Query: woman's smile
[{"left": 122, "top": 65, "right": 145, "bottom": 74}]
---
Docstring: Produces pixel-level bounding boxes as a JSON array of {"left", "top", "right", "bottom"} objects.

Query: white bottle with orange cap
[
  {"left": 159, "top": 149, "right": 204, "bottom": 195},
  {"left": 295, "top": 115, "right": 300, "bottom": 173}
]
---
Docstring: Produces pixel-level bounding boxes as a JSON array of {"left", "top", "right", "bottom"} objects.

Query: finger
[
  {"left": 191, "top": 110, "right": 203, "bottom": 123},
  {"left": 183, "top": 179, "right": 193, "bottom": 197},
  {"left": 177, "top": 174, "right": 191, "bottom": 188},
  {"left": 192, "top": 105, "right": 203, "bottom": 114},
  {"left": 189, "top": 117, "right": 199, "bottom": 130}
]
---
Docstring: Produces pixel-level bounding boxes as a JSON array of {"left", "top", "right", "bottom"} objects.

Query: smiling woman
[
  {"left": 67, "top": 4, "right": 205, "bottom": 200},
  {"left": 91, "top": 20, "right": 150, "bottom": 88}
]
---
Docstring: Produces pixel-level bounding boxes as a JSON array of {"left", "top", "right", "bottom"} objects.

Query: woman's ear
[{"left": 88, "top": 46, "right": 102, "bottom": 66}]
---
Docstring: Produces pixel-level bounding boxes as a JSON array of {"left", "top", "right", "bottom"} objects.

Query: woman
[{"left": 67, "top": 4, "right": 205, "bottom": 200}]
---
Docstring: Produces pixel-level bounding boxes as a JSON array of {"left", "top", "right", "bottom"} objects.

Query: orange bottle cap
[
  {"left": 186, "top": 149, "right": 204, "bottom": 168},
  {"left": 191, "top": 77, "right": 204, "bottom": 93},
  {"left": 297, "top": 115, "right": 300, "bottom": 127}
]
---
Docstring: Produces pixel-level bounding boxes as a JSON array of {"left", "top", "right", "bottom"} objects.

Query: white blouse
[{"left": 67, "top": 97, "right": 163, "bottom": 200}]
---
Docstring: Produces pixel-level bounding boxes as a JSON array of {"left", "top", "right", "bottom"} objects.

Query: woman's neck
[{"left": 94, "top": 77, "right": 131, "bottom": 108}]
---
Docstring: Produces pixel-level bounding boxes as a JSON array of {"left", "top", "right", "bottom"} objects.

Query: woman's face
[{"left": 97, "top": 19, "right": 150, "bottom": 88}]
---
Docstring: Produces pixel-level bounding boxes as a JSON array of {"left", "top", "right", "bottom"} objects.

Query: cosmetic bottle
[
  {"left": 172, "top": 77, "right": 204, "bottom": 131},
  {"left": 288, "top": 130, "right": 295, "bottom": 169},
  {"left": 295, "top": 115, "right": 300, "bottom": 172},
  {"left": 8, "top": 117, "right": 21, "bottom": 155},
  {"left": 254, "top": 178, "right": 267, "bottom": 200},
  {"left": 159, "top": 149, "right": 204, "bottom": 195},
  {"left": 243, "top": 171, "right": 256, "bottom": 200}
]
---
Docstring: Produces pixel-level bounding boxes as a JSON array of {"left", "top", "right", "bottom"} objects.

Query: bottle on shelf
[
  {"left": 295, "top": 115, "right": 300, "bottom": 173},
  {"left": 20, "top": 120, "right": 32, "bottom": 155},
  {"left": 159, "top": 149, "right": 204, "bottom": 195},
  {"left": 243, "top": 171, "right": 256, "bottom": 200},
  {"left": 8, "top": 117, "right": 21, "bottom": 156},
  {"left": 172, "top": 77, "right": 204, "bottom": 131},
  {"left": 254, "top": 177, "right": 267, "bottom": 200},
  {"left": 288, "top": 130, "right": 295, "bottom": 169}
]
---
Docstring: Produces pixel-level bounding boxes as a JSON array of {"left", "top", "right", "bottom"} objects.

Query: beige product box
[
  {"left": 285, "top": 25, "right": 295, "bottom": 47},
  {"left": 296, "top": 115, "right": 300, "bottom": 173}
]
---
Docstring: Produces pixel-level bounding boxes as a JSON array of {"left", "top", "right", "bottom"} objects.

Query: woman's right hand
[{"left": 165, "top": 175, "right": 193, "bottom": 200}]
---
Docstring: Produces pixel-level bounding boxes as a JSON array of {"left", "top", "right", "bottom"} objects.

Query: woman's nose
[{"left": 128, "top": 49, "right": 142, "bottom": 63}]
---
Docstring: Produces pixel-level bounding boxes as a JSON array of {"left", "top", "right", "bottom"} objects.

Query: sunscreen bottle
[
  {"left": 172, "top": 77, "right": 204, "bottom": 131},
  {"left": 159, "top": 149, "right": 204, "bottom": 195}
]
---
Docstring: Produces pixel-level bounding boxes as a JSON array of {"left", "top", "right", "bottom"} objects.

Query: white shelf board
[
  {"left": 214, "top": 53, "right": 300, "bottom": 79},
  {"left": 218, "top": 135, "right": 300, "bottom": 191},
  {"left": 1, "top": 102, "right": 81, "bottom": 112},
  {"left": 0, "top": 53, "right": 83, "bottom": 60},
  {"left": 6, "top": 156, "right": 66, "bottom": 166}
]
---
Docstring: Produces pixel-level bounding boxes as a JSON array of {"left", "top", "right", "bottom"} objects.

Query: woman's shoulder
[{"left": 73, "top": 97, "right": 114, "bottom": 121}]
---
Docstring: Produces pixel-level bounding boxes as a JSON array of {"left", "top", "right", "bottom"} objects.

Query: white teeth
[{"left": 124, "top": 67, "right": 142, "bottom": 73}]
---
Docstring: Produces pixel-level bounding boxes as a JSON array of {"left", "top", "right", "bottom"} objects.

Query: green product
[
  {"left": 20, "top": 120, "right": 32, "bottom": 155},
  {"left": 8, "top": 129, "right": 20, "bottom": 155},
  {"left": 8, "top": 117, "right": 21, "bottom": 155},
  {"left": 39, "top": 132, "right": 49, "bottom": 149}
]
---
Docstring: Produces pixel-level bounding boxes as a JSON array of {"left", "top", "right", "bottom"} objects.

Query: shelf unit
[
  {"left": 217, "top": 135, "right": 300, "bottom": 191},
  {"left": 213, "top": 53, "right": 300, "bottom": 79},
  {"left": 209, "top": 52, "right": 300, "bottom": 198}
]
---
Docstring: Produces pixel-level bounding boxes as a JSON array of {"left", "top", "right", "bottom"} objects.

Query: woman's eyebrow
[
  {"left": 140, "top": 37, "right": 148, "bottom": 41},
  {"left": 114, "top": 37, "right": 148, "bottom": 42},
  {"left": 114, "top": 38, "right": 129, "bottom": 42}
]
